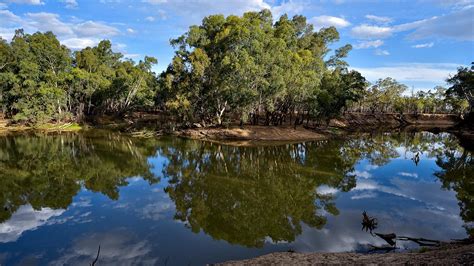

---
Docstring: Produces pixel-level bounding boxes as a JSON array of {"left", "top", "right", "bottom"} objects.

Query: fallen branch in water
[
  {"left": 397, "top": 236, "right": 442, "bottom": 247},
  {"left": 361, "top": 211, "right": 472, "bottom": 252}
]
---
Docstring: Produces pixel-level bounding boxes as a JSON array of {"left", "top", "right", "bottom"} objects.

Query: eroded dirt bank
[
  {"left": 220, "top": 243, "right": 474, "bottom": 265},
  {"left": 0, "top": 112, "right": 467, "bottom": 142},
  {"left": 175, "top": 125, "right": 331, "bottom": 142},
  {"left": 338, "top": 113, "right": 460, "bottom": 129},
  {"left": 174, "top": 113, "right": 461, "bottom": 142}
]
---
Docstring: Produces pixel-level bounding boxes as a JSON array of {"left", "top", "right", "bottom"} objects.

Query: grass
[{"left": 34, "top": 122, "right": 83, "bottom": 131}]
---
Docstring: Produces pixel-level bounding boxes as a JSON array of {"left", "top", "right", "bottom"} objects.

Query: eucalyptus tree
[
  {"left": 160, "top": 9, "right": 360, "bottom": 125},
  {"left": 446, "top": 63, "right": 474, "bottom": 116},
  {"left": 0, "top": 30, "right": 71, "bottom": 123},
  {"left": 0, "top": 31, "right": 158, "bottom": 124}
]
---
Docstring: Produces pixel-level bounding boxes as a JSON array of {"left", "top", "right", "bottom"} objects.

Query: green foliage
[
  {"left": 435, "top": 137, "right": 474, "bottom": 236},
  {"left": 159, "top": 10, "right": 365, "bottom": 125},
  {"left": 446, "top": 63, "right": 474, "bottom": 114},
  {"left": 0, "top": 12, "right": 468, "bottom": 126},
  {"left": 0, "top": 31, "right": 157, "bottom": 125},
  {"left": 0, "top": 132, "right": 160, "bottom": 223},
  {"left": 159, "top": 137, "right": 360, "bottom": 247},
  {"left": 352, "top": 77, "right": 468, "bottom": 115}
]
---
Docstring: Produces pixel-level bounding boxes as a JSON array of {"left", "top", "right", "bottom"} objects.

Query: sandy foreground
[{"left": 219, "top": 244, "right": 474, "bottom": 265}]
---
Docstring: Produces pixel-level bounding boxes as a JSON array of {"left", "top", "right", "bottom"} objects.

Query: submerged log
[{"left": 375, "top": 233, "right": 397, "bottom": 246}]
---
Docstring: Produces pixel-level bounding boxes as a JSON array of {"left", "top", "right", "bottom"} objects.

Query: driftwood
[
  {"left": 361, "top": 211, "right": 473, "bottom": 252},
  {"left": 375, "top": 233, "right": 397, "bottom": 246},
  {"left": 397, "top": 236, "right": 441, "bottom": 247}
]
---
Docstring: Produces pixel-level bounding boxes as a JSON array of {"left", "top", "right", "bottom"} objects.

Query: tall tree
[{"left": 446, "top": 63, "right": 474, "bottom": 115}]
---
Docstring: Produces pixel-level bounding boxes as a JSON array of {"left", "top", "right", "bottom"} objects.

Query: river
[{"left": 0, "top": 130, "right": 472, "bottom": 265}]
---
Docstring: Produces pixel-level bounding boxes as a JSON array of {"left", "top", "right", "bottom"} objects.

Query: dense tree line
[
  {"left": 0, "top": 10, "right": 471, "bottom": 126},
  {"left": 159, "top": 10, "right": 366, "bottom": 126},
  {"left": 0, "top": 29, "right": 157, "bottom": 124},
  {"left": 350, "top": 77, "right": 470, "bottom": 116}
]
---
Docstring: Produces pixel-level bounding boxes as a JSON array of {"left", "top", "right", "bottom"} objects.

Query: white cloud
[
  {"left": 61, "top": 37, "right": 99, "bottom": 49},
  {"left": 142, "top": 0, "right": 271, "bottom": 24},
  {"left": 0, "top": 205, "right": 65, "bottom": 243},
  {"left": 374, "top": 49, "right": 390, "bottom": 56},
  {"left": 401, "top": 7, "right": 473, "bottom": 41},
  {"left": 74, "top": 21, "right": 119, "bottom": 37},
  {"left": 353, "top": 63, "right": 460, "bottom": 84},
  {"left": 309, "top": 15, "right": 351, "bottom": 30},
  {"left": 60, "top": 0, "right": 78, "bottom": 9},
  {"left": 50, "top": 230, "right": 159, "bottom": 265},
  {"left": 316, "top": 185, "right": 339, "bottom": 195},
  {"left": 420, "top": 0, "right": 474, "bottom": 9},
  {"left": 0, "top": 3, "right": 8, "bottom": 9},
  {"left": 398, "top": 172, "right": 419, "bottom": 178},
  {"left": 353, "top": 39, "right": 384, "bottom": 49},
  {"left": 412, "top": 42, "right": 434, "bottom": 48},
  {"left": 7, "top": 0, "right": 43, "bottom": 5},
  {"left": 352, "top": 6, "right": 473, "bottom": 41},
  {"left": 145, "top": 16, "right": 155, "bottom": 22},
  {"left": 351, "top": 24, "right": 392, "bottom": 39},
  {"left": 26, "top": 12, "right": 74, "bottom": 35},
  {"left": 142, "top": 0, "right": 305, "bottom": 25},
  {"left": 270, "top": 0, "right": 304, "bottom": 18},
  {"left": 112, "top": 42, "right": 127, "bottom": 53},
  {"left": 139, "top": 202, "right": 172, "bottom": 221},
  {"left": 0, "top": 10, "right": 120, "bottom": 50},
  {"left": 0, "top": 10, "right": 22, "bottom": 26},
  {"left": 352, "top": 170, "right": 372, "bottom": 179},
  {"left": 127, "top": 28, "right": 135, "bottom": 34},
  {"left": 351, "top": 191, "right": 377, "bottom": 200},
  {"left": 365, "top": 14, "right": 392, "bottom": 24}
]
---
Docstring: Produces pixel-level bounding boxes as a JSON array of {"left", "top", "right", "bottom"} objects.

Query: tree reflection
[
  {"left": 434, "top": 136, "right": 474, "bottom": 236},
  {"left": 1, "top": 129, "right": 473, "bottom": 247},
  {"left": 159, "top": 138, "right": 360, "bottom": 247},
  {"left": 0, "top": 132, "right": 159, "bottom": 223}
]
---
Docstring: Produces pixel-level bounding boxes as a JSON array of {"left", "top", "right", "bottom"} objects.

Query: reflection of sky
[
  {"left": 0, "top": 135, "right": 469, "bottom": 265},
  {"left": 0, "top": 178, "right": 287, "bottom": 265},
  {"left": 294, "top": 150, "right": 464, "bottom": 253},
  {"left": 0, "top": 205, "right": 64, "bottom": 243}
]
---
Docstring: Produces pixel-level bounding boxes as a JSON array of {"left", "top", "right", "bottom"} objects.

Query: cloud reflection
[
  {"left": 50, "top": 230, "right": 159, "bottom": 265},
  {"left": 0, "top": 205, "right": 64, "bottom": 243}
]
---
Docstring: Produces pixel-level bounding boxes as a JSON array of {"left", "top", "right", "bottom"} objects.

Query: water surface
[{"left": 0, "top": 130, "right": 472, "bottom": 265}]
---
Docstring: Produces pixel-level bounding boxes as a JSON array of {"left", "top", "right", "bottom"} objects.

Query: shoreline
[
  {"left": 173, "top": 125, "right": 336, "bottom": 142},
  {"left": 1, "top": 112, "right": 470, "bottom": 144},
  {"left": 220, "top": 243, "right": 474, "bottom": 265}
]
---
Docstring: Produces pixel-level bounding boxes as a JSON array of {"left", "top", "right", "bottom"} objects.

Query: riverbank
[
  {"left": 174, "top": 125, "right": 335, "bottom": 142},
  {"left": 221, "top": 243, "right": 474, "bottom": 265},
  {"left": 0, "top": 112, "right": 468, "bottom": 142},
  {"left": 171, "top": 113, "right": 462, "bottom": 142},
  {"left": 0, "top": 120, "right": 83, "bottom": 135}
]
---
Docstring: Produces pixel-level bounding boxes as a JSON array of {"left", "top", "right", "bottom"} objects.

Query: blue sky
[{"left": 0, "top": 0, "right": 473, "bottom": 91}]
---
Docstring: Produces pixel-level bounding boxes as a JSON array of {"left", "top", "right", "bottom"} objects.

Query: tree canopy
[
  {"left": 158, "top": 10, "right": 367, "bottom": 126},
  {"left": 0, "top": 30, "right": 158, "bottom": 124},
  {"left": 0, "top": 10, "right": 469, "bottom": 126}
]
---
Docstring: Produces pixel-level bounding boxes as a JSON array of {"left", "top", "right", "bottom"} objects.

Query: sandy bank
[
  {"left": 220, "top": 243, "right": 474, "bottom": 265},
  {"left": 174, "top": 125, "right": 331, "bottom": 142}
]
